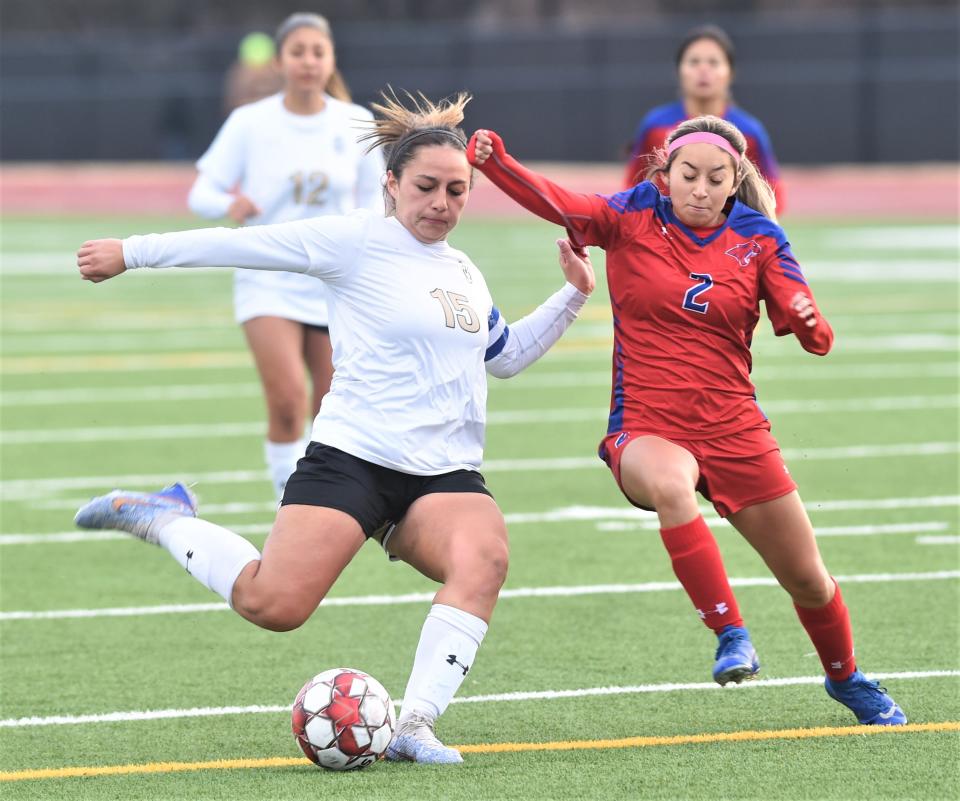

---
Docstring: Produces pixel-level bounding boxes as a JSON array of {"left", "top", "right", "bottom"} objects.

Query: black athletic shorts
[{"left": 280, "top": 442, "right": 493, "bottom": 540}]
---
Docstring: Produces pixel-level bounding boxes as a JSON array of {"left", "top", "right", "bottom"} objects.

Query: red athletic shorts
[{"left": 598, "top": 425, "right": 798, "bottom": 518}]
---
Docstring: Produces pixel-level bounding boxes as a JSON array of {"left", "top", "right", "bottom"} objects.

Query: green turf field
[{"left": 1, "top": 214, "right": 958, "bottom": 800}]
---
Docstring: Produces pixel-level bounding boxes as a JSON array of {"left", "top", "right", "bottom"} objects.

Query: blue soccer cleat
[
  {"left": 74, "top": 483, "right": 197, "bottom": 545},
  {"left": 713, "top": 625, "right": 761, "bottom": 686},
  {"left": 385, "top": 713, "right": 463, "bottom": 765},
  {"left": 824, "top": 669, "right": 907, "bottom": 725}
]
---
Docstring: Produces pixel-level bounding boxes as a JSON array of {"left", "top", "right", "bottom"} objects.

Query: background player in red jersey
[
  {"left": 623, "top": 25, "right": 786, "bottom": 212},
  {"left": 468, "top": 116, "right": 906, "bottom": 728}
]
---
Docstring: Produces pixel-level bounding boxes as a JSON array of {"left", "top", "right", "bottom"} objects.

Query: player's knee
[
  {"left": 785, "top": 571, "right": 833, "bottom": 607},
  {"left": 265, "top": 393, "right": 306, "bottom": 436},
  {"left": 646, "top": 472, "right": 697, "bottom": 509},
  {"left": 457, "top": 539, "right": 509, "bottom": 596},
  {"left": 235, "top": 591, "right": 314, "bottom": 632},
  {"left": 269, "top": 413, "right": 304, "bottom": 440}
]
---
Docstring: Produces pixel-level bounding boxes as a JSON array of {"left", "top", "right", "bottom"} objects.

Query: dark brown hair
[
  {"left": 676, "top": 24, "right": 736, "bottom": 71},
  {"left": 274, "top": 12, "right": 351, "bottom": 102}
]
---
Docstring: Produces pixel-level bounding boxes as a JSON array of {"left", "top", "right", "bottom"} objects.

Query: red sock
[
  {"left": 794, "top": 578, "right": 857, "bottom": 681},
  {"left": 660, "top": 516, "right": 743, "bottom": 633}
]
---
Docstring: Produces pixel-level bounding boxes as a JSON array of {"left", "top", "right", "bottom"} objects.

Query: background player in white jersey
[
  {"left": 188, "top": 12, "right": 384, "bottom": 499},
  {"left": 74, "top": 92, "right": 595, "bottom": 765}
]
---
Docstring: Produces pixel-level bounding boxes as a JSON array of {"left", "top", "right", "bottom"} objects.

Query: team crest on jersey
[
  {"left": 725, "top": 240, "right": 762, "bottom": 267},
  {"left": 460, "top": 260, "right": 472, "bottom": 283},
  {"left": 333, "top": 135, "right": 345, "bottom": 153}
]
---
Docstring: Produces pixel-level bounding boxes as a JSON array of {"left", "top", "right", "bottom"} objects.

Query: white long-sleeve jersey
[
  {"left": 123, "top": 211, "right": 587, "bottom": 475},
  {"left": 188, "top": 93, "right": 384, "bottom": 326}
]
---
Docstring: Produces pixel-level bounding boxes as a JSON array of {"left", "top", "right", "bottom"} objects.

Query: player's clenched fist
[
  {"left": 77, "top": 238, "right": 126, "bottom": 283},
  {"left": 790, "top": 292, "right": 818, "bottom": 328},
  {"left": 467, "top": 129, "right": 504, "bottom": 167}
]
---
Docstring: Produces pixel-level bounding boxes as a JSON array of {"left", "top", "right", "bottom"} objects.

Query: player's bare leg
[
  {"left": 230, "top": 505, "right": 366, "bottom": 630},
  {"left": 619, "top": 436, "right": 758, "bottom": 684},
  {"left": 243, "top": 316, "right": 310, "bottom": 498},
  {"left": 303, "top": 325, "right": 334, "bottom": 417},
  {"left": 383, "top": 492, "right": 509, "bottom": 764},
  {"left": 618, "top": 435, "right": 699, "bottom": 526},
  {"left": 77, "top": 487, "right": 364, "bottom": 632},
  {"left": 729, "top": 492, "right": 906, "bottom": 724}
]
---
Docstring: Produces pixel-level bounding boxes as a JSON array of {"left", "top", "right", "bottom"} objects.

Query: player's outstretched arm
[
  {"left": 77, "top": 217, "right": 362, "bottom": 284},
  {"left": 77, "top": 239, "right": 125, "bottom": 283},
  {"left": 467, "top": 129, "right": 614, "bottom": 249}
]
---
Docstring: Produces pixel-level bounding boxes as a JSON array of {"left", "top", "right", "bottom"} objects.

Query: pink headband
[{"left": 667, "top": 131, "right": 741, "bottom": 164}]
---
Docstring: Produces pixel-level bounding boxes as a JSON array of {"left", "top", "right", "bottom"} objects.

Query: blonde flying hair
[
  {"left": 646, "top": 115, "right": 777, "bottom": 221},
  {"left": 275, "top": 12, "right": 351, "bottom": 102},
  {"left": 358, "top": 89, "right": 473, "bottom": 213}
]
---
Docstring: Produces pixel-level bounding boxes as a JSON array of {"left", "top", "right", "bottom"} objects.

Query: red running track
[{"left": 1, "top": 162, "right": 957, "bottom": 219}]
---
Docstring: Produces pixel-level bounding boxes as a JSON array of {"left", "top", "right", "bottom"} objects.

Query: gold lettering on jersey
[
  {"left": 290, "top": 171, "right": 330, "bottom": 206},
  {"left": 429, "top": 288, "right": 481, "bottom": 333}
]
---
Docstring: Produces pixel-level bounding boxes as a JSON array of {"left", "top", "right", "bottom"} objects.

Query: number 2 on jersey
[
  {"left": 430, "top": 289, "right": 481, "bottom": 333},
  {"left": 682, "top": 273, "right": 714, "bottom": 315}
]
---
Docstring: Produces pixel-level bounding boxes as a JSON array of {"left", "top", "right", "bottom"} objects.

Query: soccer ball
[{"left": 291, "top": 667, "right": 397, "bottom": 771}]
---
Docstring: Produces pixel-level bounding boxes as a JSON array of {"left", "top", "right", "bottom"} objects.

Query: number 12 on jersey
[
  {"left": 682, "top": 273, "right": 714, "bottom": 315},
  {"left": 430, "top": 288, "right": 481, "bottom": 333}
]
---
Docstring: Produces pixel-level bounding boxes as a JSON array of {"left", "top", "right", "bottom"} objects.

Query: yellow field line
[{"left": 2, "top": 721, "right": 957, "bottom": 782}]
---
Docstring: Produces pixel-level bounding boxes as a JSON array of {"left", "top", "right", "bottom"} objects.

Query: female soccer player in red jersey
[
  {"left": 468, "top": 116, "right": 906, "bottom": 727},
  {"left": 623, "top": 25, "right": 785, "bottom": 212}
]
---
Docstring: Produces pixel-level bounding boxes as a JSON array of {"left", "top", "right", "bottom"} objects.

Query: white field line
[
  {"left": 799, "top": 261, "right": 958, "bottom": 282},
  {"left": 4, "top": 364, "right": 959, "bottom": 405},
  {"left": 821, "top": 226, "right": 959, "bottom": 250},
  {"left": 2, "top": 451, "right": 957, "bottom": 504},
  {"left": 3, "top": 520, "right": 951, "bottom": 548},
  {"left": 1, "top": 669, "right": 957, "bottom": 729},
  {"left": 4, "top": 310, "right": 956, "bottom": 338},
  {"left": 13, "top": 441, "right": 960, "bottom": 508},
  {"left": 1, "top": 331, "right": 243, "bottom": 355},
  {"left": 20, "top": 458, "right": 960, "bottom": 515},
  {"left": 823, "top": 334, "right": 957, "bottom": 353},
  {"left": 4, "top": 322, "right": 957, "bottom": 356},
  {"left": 0, "top": 383, "right": 262, "bottom": 406},
  {"left": 2, "top": 570, "right": 957, "bottom": 623},
  {"left": 2, "top": 383, "right": 957, "bottom": 415},
  {"left": 4, "top": 347, "right": 959, "bottom": 375},
  {"left": 596, "top": 520, "right": 951, "bottom": 536},
  {"left": 0, "top": 523, "right": 270, "bottom": 546},
  {"left": 0, "top": 352, "right": 252, "bottom": 375},
  {"left": 916, "top": 535, "right": 960, "bottom": 545},
  {"left": 3, "top": 399, "right": 958, "bottom": 445}
]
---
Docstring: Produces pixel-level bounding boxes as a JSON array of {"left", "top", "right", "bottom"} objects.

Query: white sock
[
  {"left": 264, "top": 439, "right": 306, "bottom": 501},
  {"left": 157, "top": 517, "right": 260, "bottom": 607},
  {"left": 399, "top": 603, "right": 488, "bottom": 722}
]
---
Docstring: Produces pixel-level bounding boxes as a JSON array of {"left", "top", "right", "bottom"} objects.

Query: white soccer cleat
[
  {"left": 385, "top": 712, "right": 463, "bottom": 765},
  {"left": 74, "top": 482, "right": 197, "bottom": 545}
]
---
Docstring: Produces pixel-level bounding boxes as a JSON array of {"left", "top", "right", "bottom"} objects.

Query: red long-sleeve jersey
[{"left": 472, "top": 133, "right": 833, "bottom": 439}]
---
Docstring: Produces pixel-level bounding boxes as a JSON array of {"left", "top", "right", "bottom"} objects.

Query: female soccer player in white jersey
[
  {"left": 74, "top": 92, "right": 595, "bottom": 765},
  {"left": 188, "top": 12, "right": 384, "bottom": 500}
]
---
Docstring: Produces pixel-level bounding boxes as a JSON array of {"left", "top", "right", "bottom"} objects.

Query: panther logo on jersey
[{"left": 724, "top": 240, "right": 762, "bottom": 267}]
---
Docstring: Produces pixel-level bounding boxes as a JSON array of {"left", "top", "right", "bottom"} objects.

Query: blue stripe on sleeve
[{"left": 485, "top": 327, "right": 510, "bottom": 361}]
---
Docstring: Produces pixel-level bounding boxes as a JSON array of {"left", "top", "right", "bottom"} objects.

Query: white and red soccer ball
[{"left": 291, "top": 668, "right": 397, "bottom": 771}]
